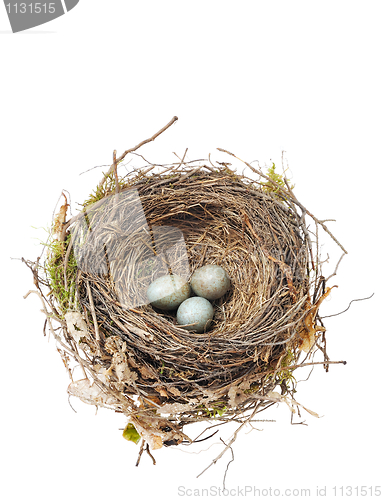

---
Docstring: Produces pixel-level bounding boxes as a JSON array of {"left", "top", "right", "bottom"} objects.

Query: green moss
[
  {"left": 196, "top": 401, "right": 227, "bottom": 418},
  {"left": 244, "top": 382, "right": 260, "bottom": 395},
  {"left": 261, "top": 163, "right": 294, "bottom": 199},
  {"left": 220, "top": 165, "right": 241, "bottom": 182},
  {"left": 44, "top": 233, "right": 78, "bottom": 317},
  {"left": 83, "top": 171, "right": 125, "bottom": 208},
  {"left": 275, "top": 350, "right": 297, "bottom": 392}
]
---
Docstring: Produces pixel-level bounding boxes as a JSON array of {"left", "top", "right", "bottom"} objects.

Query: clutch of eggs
[{"left": 146, "top": 265, "right": 231, "bottom": 333}]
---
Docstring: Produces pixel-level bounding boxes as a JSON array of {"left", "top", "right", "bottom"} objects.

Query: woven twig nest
[{"left": 24, "top": 120, "right": 347, "bottom": 466}]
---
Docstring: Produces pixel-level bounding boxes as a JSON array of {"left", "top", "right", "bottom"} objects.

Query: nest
[{"left": 24, "top": 121, "right": 347, "bottom": 466}]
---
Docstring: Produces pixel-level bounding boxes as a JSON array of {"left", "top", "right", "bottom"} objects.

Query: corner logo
[{"left": 3, "top": 1, "right": 79, "bottom": 32}]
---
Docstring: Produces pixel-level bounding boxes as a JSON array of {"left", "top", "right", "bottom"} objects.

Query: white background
[{"left": 1, "top": 1, "right": 382, "bottom": 499}]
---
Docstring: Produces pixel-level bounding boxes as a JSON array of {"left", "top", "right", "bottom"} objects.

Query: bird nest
[{"left": 24, "top": 120, "right": 347, "bottom": 467}]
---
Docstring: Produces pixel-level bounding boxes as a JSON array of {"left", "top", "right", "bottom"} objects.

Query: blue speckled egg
[
  {"left": 190, "top": 264, "right": 231, "bottom": 300},
  {"left": 146, "top": 274, "right": 191, "bottom": 310},
  {"left": 176, "top": 296, "right": 214, "bottom": 333}
]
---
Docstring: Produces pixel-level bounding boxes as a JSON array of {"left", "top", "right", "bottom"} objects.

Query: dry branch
[{"left": 98, "top": 116, "right": 178, "bottom": 189}]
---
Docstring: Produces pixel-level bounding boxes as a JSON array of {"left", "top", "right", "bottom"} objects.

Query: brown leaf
[
  {"left": 112, "top": 352, "right": 138, "bottom": 385},
  {"left": 168, "top": 386, "right": 182, "bottom": 397},
  {"left": 155, "top": 386, "right": 169, "bottom": 398},
  {"left": 299, "top": 286, "right": 335, "bottom": 352},
  {"left": 139, "top": 364, "right": 157, "bottom": 380},
  {"left": 53, "top": 193, "right": 69, "bottom": 240},
  {"left": 104, "top": 336, "right": 124, "bottom": 354}
]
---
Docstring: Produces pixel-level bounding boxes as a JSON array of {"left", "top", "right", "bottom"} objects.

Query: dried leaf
[
  {"left": 159, "top": 402, "right": 197, "bottom": 414},
  {"left": 128, "top": 324, "right": 154, "bottom": 342},
  {"left": 155, "top": 386, "right": 169, "bottom": 398},
  {"left": 168, "top": 386, "right": 181, "bottom": 397},
  {"left": 139, "top": 364, "right": 157, "bottom": 380},
  {"left": 228, "top": 385, "right": 247, "bottom": 407},
  {"left": 144, "top": 396, "right": 162, "bottom": 407},
  {"left": 67, "top": 377, "right": 118, "bottom": 407},
  {"left": 299, "top": 404, "right": 320, "bottom": 418},
  {"left": 133, "top": 420, "right": 164, "bottom": 450},
  {"left": 266, "top": 391, "right": 320, "bottom": 418},
  {"left": 65, "top": 311, "right": 89, "bottom": 343},
  {"left": 299, "top": 287, "right": 335, "bottom": 352},
  {"left": 267, "top": 391, "right": 282, "bottom": 400},
  {"left": 151, "top": 435, "right": 163, "bottom": 450},
  {"left": 104, "top": 336, "right": 124, "bottom": 354},
  {"left": 300, "top": 331, "right": 316, "bottom": 353},
  {"left": 111, "top": 352, "right": 138, "bottom": 385},
  {"left": 53, "top": 194, "right": 69, "bottom": 240}
]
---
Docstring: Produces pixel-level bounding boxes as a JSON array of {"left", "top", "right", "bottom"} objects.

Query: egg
[
  {"left": 190, "top": 264, "right": 231, "bottom": 300},
  {"left": 146, "top": 274, "right": 191, "bottom": 310},
  {"left": 176, "top": 296, "right": 214, "bottom": 333}
]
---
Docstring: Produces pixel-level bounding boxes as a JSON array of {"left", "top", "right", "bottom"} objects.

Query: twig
[
  {"left": 221, "top": 438, "right": 234, "bottom": 491},
  {"left": 67, "top": 395, "right": 77, "bottom": 413},
  {"left": 173, "top": 148, "right": 189, "bottom": 170},
  {"left": 79, "top": 164, "right": 111, "bottom": 175},
  {"left": 172, "top": 164, "right": 205, "bottom": 186},
  {"left": 98, "top": 116, "right": 178, "bottom": 189},
  {"left": 326, "top": 252, "right": 346, "bottom": 281},
  {"left": 113, "top": 150, "right": 120, "bottom": 194},
  {"left": 197, "top": 405, "right": 259, "bottom": 478},
  {"left": 146, "top": 444, "right": 156, "bottom": 465},
  {"left": 217, "top": 148, "right": 348, "bottom": 254},
  {"left": 192, "top": 430, "right": 219, "bottom": 444},
  {"left": 188, "top": 422, "right": 230, "bottom": 444},
  {"left": 135, "top": 439, "right": 145, "bottom": 466},
  {"left": 63, "top": 236, "right": 74, "bottom": 292},
  {"left": 86, "top": 281, "right": 101, "bottom": 342},
  {"left": 258, "top": 359, "right": 347, "bottom": 380},
  {"left": 321, "top": 293, "right": 374, "bottom": 319},
  {"left": 284, "top": 178, "right": 315, "bottom": 270},
  {"left": 23, "top": 289, "right": 61, "bottom": 342}
]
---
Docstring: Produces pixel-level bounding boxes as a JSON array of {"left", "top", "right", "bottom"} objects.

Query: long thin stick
[
  {"left": 98, "top": 116, "right": 178, "bottom": 189},
  {"left": 62, "top": 118, "right": 177, "bottom": 234},
  {"left": 259, "top": 359, "right": 347, "bottom": 379},
  {"left": 217, "top": 148, "right": 348, "bottom": 254},
  {"left": 197, "top": 405, "right": 260, "bottom": 478},
  {"left": 113, "top": 149, "right": 120, "bottom": 194},
  {"left": 321, "top": 293, "right": 374, "bottom": 318},
  {"left": 86, "top": 281, "right": 100, "bottom": 342}
]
